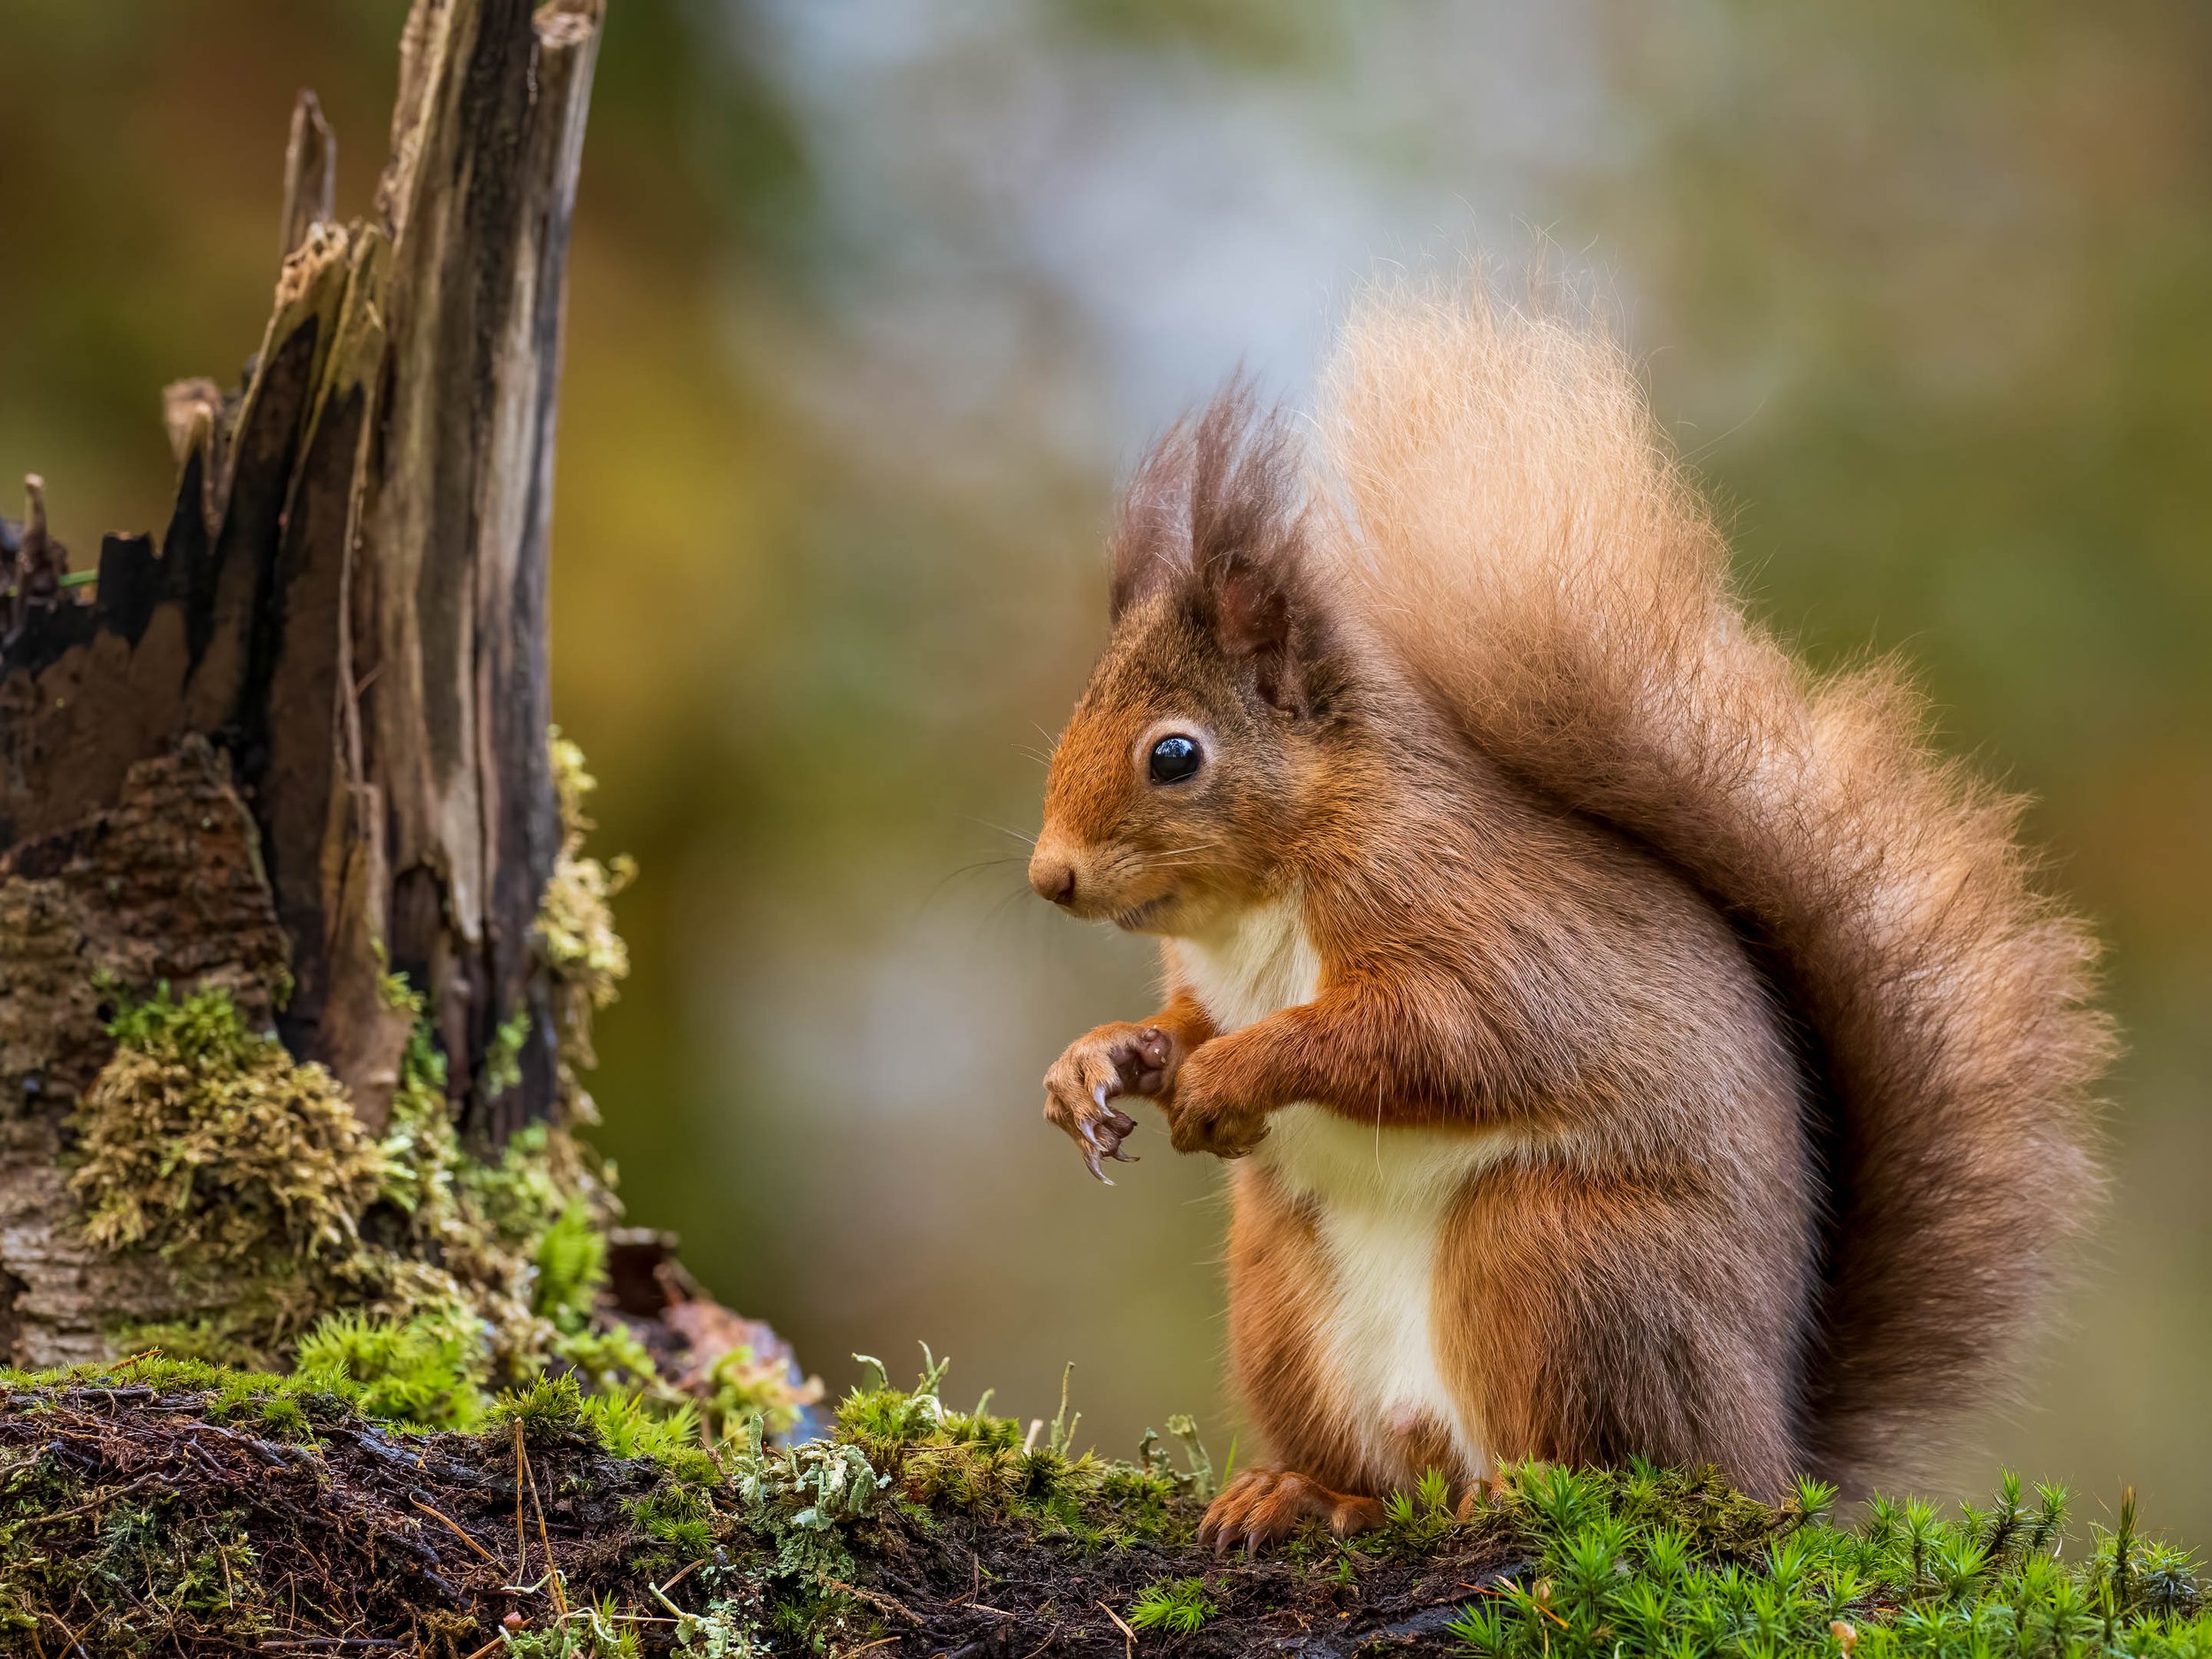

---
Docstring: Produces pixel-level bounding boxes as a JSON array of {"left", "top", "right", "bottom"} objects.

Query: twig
[
  {"left": 1097, "top": 1599, "right": 1137, "bottom": 1659},
  {"left": 653, "top": 1557, "right": 710, "bottom": 1599},
  {"left": 42, "top": 1609, "right": 92, "bottom": 1659},
  {"left": 947, "top": 1550, "right": 985, "bottom": 1609},
  {"left": 19, "top": 1471, "right": 160, "bottom": 1526},
  {"left": 819, "top": 1577, "right": 922, "bottom": 1628},
  {"left": 516, "top": 1431, "right": 568, "bottom": 1618},
  {"left": 411, "top": 1498, "right": 500, "bottom": 1567},
  {"left": 458, "top": 1638, "right": 503, "bottom": 1659},
  {"left": 512, "top": 1420, "right": 526, "bottom": 1578}
]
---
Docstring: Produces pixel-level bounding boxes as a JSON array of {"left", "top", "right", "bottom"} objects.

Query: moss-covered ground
[{"left": 3, "top": 1348, "right": 2205, "bottom": 1658}]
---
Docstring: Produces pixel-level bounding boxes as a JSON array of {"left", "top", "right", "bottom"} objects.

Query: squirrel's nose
[{"left": 1029, "top": 853, "right": 1079, "bottom": 906}]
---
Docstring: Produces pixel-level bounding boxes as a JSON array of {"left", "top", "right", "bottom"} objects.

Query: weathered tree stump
[{"left": 0, "top": 0, "right": 604, "bottom": 1365}]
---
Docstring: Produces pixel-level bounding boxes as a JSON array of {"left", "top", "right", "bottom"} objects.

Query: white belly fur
[{"left": 1172, "top": 901, "right": 1514, "bottom": 1482}]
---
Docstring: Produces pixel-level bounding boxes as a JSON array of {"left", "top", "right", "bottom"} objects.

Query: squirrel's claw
[
  {"left": 1043, "top": 1020, "right": 1179, "bottom": 1185},
  {"left": 1077, "top": 1107, "right": 1141, "bottom": 1184},
  {"left": 1200, "top": 1469, "right": 1385, "bottom": 1555}
]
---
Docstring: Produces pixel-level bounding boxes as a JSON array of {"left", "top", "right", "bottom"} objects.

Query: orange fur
[
  {"left": 1031, "top": 280, "right": 2109, "bottom": 1539},
  {"left": 1222, "top": 1164, "right": 1361, "bottom": 1487}
]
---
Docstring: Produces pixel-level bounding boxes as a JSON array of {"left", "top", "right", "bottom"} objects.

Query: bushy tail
[{"left": 1312, "top": 280, "right": 2111, "bottom": 1488}]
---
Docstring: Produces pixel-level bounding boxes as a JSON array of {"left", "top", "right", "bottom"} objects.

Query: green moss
[
  {"left": 554, "top": 1324, "right": 662, "bottom": 1396},
  {"left": 1129, "top": 1574, "right": 1217, "bottom": 1633},
  {"left": 70, "top": 985, "right": 385, "bottom": 1271},
  {"left": 626, "top": 1478, "right": 718, "bottom": 1563},
  {"left": 827, "top": 1350, "right": 1196, "bottom": 1553},
  {"left": 373, "top": 1010, "right": 458, "bottom": 1221},
  {"left": 484, "top": 1370, "right": 592, "bottom": 1444},
  {"left": 582, "top": 1392, "right": 710, "bottom": 1475},
  {"left": 108, "top": 1303, "right": 303, "bottom": 1371},
  {"left": 65, "top": 736, "right": 734, "bottom": 1491},
  {"left": 93, "top": 972, "right": 643, "bottom": 1398},
  {"left": 803, "top": 1356, "right": 2212, "bottom": 1654},
  {"left": 251, "top": 1391, "right": 314, "bottom": 1438},
  {"left": 1444, "top": 1463, "right": 2209, "bottom": 1658},
  {"left": 534, "top": 1196, "right": 608, "bottom": 1329},
  {"left": 293, "top": 1308, "right": 488, "bottom": 1431},
  {"left": 3, "top": 1351, "right": 348, "bottom": 1411},
  {"left": 700, "top": 1341, "right": 819, "bottom": 1443},
  {"left": 483, "top": 1006, "right": 531, "bottom": 1100},
  {"left": 528, "top": 1194, "right": 663, "bottom": 1396},
  {"left": 0, "top": 1352, "right": 697, "bottom": 1655},
  {"left": 1381, "top": 1463, "right": 1461, "bottom": 1549}
]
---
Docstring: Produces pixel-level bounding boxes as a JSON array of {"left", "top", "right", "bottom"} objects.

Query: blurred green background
[{"left": 3, "top": 0, "right": 2206, "bottom": 1532}]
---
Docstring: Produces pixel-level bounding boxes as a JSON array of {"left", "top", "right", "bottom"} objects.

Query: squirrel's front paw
[
  {"left": 1041, "top": 1022, "right": 1179, "bottom": 1184},
  {"left": 1166, "top": 1052, "right": 1270, "bottom": 1159}
]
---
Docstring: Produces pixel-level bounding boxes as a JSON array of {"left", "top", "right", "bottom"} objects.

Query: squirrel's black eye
[{"left": 1148, "top": 734, "right": 1202, "bottom": 785}]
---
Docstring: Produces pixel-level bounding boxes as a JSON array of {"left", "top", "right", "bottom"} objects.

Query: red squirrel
[{"left": 1028, "top": 283, "right": 2110, "bottom": 1553}]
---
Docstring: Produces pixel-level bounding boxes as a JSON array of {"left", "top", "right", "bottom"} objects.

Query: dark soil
[
  {"left": 0, "top": 1383, "right": 685, "bottom": 1656},
  {"left": 861, "top": 1509, "right": 1526, "bottom": 1657},
  {"left": 0, "top": 1381, "right": 1531, "bottom": 1657}
]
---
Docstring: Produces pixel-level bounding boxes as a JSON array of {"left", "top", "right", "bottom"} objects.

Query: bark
[
  {"left": 0, "top": 740, "right": 292, "bottom": 1363},
  {"left": 0, "top": 0, "right": 604, "bottom": 1363}
]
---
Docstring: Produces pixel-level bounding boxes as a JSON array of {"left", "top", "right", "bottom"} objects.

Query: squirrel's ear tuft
[
  {"left": 1111, "top": 377, "right": 1300, "bottom": 619},
  {"left": 1110, "top": 378, "right": 1325, "bottom": 711},
  {"left": 1109, "top": 420, "right": 1201, "bottom": 622}
]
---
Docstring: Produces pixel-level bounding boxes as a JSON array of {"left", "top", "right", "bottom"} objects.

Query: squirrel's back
[{"left": 1310, "top": 280, "right": 2112, "bottom": 1489}]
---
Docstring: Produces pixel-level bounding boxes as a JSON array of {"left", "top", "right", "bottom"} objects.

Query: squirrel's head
[{"left": 1031, "top": 384, "right": 1347, "bottom": 936}]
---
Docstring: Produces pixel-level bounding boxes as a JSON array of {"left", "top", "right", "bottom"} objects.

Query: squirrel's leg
[
  {"left": 1166, "top": 975, "right": 1517, "bottom": 1156},
  {"left": 1435, "top": 1158, "right": 1802, "bottom": 1494},
  {"left": 1202, "top": 1164, "right": 1396, "bottom": 1553}
]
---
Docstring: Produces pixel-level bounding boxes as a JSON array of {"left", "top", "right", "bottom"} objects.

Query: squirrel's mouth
[{"left": 1112, "top": 894, "right": 1172, "bottom": 932}]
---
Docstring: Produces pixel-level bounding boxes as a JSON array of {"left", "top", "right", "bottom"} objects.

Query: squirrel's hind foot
[{"left": 1198, "top": 1468, "right": 1383, "bottom": 1555}]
